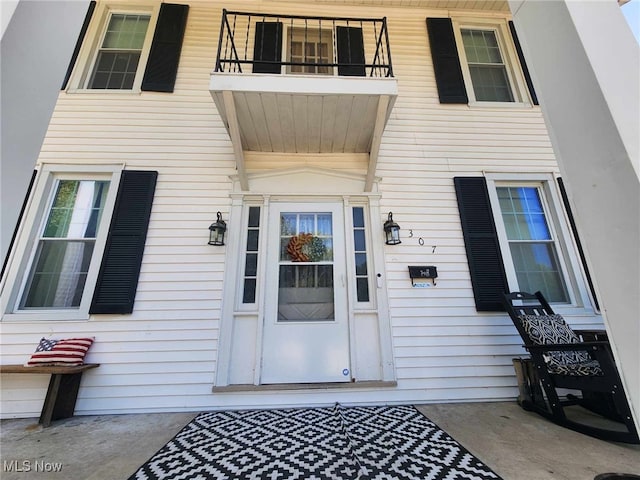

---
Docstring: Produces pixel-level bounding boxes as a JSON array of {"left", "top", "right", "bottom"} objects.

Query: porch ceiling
[
  {"left": 272, "top": 0, "right": 510, "bottom": 12},
  {"left": 210, "top": 73, "right": 398, "bottom": 191}
]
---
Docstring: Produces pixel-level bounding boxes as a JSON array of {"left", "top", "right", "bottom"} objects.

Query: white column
[{"left": 508, "top": 0, "right": 639, "bottom": 427}]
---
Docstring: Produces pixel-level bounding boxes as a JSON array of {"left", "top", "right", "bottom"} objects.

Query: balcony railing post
[
  {"left": 382, "top": 17, "right": 393, "bottom": 77},
  {"left": 215, "top": 9, "right": 227, "bottom": 72}
]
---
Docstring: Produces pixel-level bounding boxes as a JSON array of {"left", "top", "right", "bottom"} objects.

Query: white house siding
[{"left": 0, "top": 0, "right": 603, "bottom": 417}]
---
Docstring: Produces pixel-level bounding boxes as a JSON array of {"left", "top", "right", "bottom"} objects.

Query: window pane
[
  {"left": 22, "top": 241, "right": 94, "bottom": 308},
  {"left": 90, "top": 52, "right": 141, "bottom": 89},
  {"left": 498, "top": 187, "right": 551, "bottom": 240},
  {"left": 102, "top": 14, "right": 150, "bottom": 49},
  {"left": 469, "top": 66, "right": 513, "bottom": 102},
  {"left": 353, "top": 207, "right": 365, "bottom": 228},
  {"left": 44, "top": 180, "right": 109, "bottom": 239},
  {"left": 317, "top": 214, "right": 332, "bottom": 235},
  {"left": 245, "top": 253, "right": 258, "bottom": 277},
  {"left": 355, "top": 253, "right": 367, "bottom": 275},
  {"left": 353, "top": 230, "right": 366, "bottom": 252},
  {"left": 248, "top": 206, "right": 260, "bottom": 228},
  {"left": 278, "top": 265, "right": 334, "bottom": 321},
  {"left": 281, "top": 214, "right": 296, "bottom": 235},
  {"left": 246, "top": 230, "right": 259, "bottom": 252},
  {"left": 509, "top": 242, "right": 568, "bottom": 303},
  {"left": 356, "top": 278, "right": 370, "bottom": 302},
  {"left": 299, "top": 214, "right": 315, "bottom": 233},
  {"left": 243, "top": 279, "right": 256, "bottom": 303}
]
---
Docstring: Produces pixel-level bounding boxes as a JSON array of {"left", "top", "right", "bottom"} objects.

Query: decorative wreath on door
[{"left": 286, "top": 233, "right": 327, "bottom": 262}]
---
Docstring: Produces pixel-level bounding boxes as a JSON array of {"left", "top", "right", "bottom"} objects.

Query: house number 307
[{"left": 408, "top": 230, "right": 436, "bottom": 252}]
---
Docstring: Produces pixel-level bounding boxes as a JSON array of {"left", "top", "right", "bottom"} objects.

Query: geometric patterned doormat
[{"left": 128, "top": 404, "right": 502, "bottom": 480}]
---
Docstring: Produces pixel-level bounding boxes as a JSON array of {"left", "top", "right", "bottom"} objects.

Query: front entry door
[{"left": 261, "top": 203, "right": 350, "bottom": 383}]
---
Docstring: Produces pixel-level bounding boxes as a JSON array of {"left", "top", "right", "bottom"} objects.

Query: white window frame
[
  {"left": 452, "top": 17, "right": 533, "bottom": 107},
  {"left": 1, "top": 165, "right": 122, "bottom": 321},
  {"left": 65, "top": 2, "right": 160, "bottom": 93},
  {"left": 485, "top": 172, "right": 596, "bottom": 314}
]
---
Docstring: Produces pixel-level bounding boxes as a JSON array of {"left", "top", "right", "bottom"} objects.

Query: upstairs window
[
  {"left": 89, "top": 13, "right": 151, "bottom": 89},
  {"left": 460, "top": 29, "right": 514, "bottom": 102},
  {"left": 427, "top": 17, "right": 538, "bottom": 106},
  {"left": 62, "top": 3, "right": 189, "bottom": 93}
]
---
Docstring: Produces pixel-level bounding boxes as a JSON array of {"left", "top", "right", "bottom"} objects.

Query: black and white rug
[{"left": 129, "top": 404, "right": 502, "bottom": 480}]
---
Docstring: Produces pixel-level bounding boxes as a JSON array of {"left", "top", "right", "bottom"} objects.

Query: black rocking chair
[{"left": 503, "top": 291, "right": 639, "bottom": 444}]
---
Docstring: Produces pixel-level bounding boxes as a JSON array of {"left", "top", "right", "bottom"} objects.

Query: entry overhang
[{"left": 210, "top": 73, "right": 398, "bottom": 191}]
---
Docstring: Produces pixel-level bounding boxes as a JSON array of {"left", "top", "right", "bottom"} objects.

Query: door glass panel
[{"left": 278, "top": 212, "right": 334, "bottom": 322}]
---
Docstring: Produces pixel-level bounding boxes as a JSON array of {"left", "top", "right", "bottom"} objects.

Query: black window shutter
[
  {"left": 336, "top": 26, "right": 366, "bottom": 77},
  {"left": 141, "top": 3, "right": 189, "bottom": 93},
  {"left": 2, "top": 169, "right": 37, "bottom": 278},
  {"left": 61, "top": 1, "right": 96, "bottom": 90},
  {"left": 252, "top": 22, "right": 283, "bottom": 74},
  {"left": 426, "top": 18, "right": 468, "bottom": 104},
  {"left": 556, "top": 178, "right": 599, "bottom": 310},
  {"left": 90, "top": 170, "right": 157, "bottom": 314},
  {"left": 454, "top": 177, "right": 509, "bottom": 311},
  {"left": 508, "top": 21, "right": 538, "bottom": 106}
]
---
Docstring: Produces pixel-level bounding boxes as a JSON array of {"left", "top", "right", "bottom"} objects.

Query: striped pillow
[{"left": 26, "top": 337, "right": 94, "bottom": 367}]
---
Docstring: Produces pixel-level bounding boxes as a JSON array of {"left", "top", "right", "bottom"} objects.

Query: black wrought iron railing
[{"left": 215, "top": 10, "right": 394, "bottom": 77}]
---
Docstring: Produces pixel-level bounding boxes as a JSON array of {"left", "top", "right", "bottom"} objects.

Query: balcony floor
[{"left": 2, "top": 401, "right": 639, "bottom": 479}]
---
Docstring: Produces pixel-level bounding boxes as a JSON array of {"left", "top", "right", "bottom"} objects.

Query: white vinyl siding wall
[{"left": 0, "top": 0, "right": 601, "bottom": 417}]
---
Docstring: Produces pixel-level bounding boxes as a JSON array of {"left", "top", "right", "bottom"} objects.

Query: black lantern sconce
[
  {"left": 384, "top": 212, "right": 401, "bottom": 245},
  {"left": 208, "top": 212, "right": 227, "bottom": 246}
]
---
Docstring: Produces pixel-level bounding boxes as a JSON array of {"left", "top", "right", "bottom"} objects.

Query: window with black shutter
[
  {"left": 427, "top": 17, "right": 537, "bottom": 106},
  {"left": 457, "top": 175, "right": 598, "bottom": 312},
  {"left": 141, "top": 3, "right": 189, "bottom": 92},
  {"left": 63, "top": 3, "right": 188, "bottom": 92},
  {"left": 427, "top": 18, "right": 468, "bottom": 104},
  {"left": 90, "top": 170, "right": 157, "bottom": 314},
  {"left": 454, "top": 177, "right": 509, "bottom": 311}
]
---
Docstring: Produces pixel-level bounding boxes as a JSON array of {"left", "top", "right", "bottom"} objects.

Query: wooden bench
[{"left": 0, "top": 364, "right": 99, "bottom": 427}]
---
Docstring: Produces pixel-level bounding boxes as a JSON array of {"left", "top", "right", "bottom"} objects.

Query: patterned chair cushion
[{"left": 518, "top": 314, "right": 603, "bottom": 376}]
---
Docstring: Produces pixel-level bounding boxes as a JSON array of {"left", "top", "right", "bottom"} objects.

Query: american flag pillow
[{"left": 26, "top": 337, "right": 94, "bottom": 366}]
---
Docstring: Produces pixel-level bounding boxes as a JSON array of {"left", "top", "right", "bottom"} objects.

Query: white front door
[{"left": 261, "top": 203, "right": 351, "bottom": 383}]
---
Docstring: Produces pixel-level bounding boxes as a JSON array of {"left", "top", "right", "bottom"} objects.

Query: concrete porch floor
[{"left": 1, "top": 401, "right": 638, "bottom": 480}]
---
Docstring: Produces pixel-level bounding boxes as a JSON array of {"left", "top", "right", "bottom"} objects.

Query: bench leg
[{"left": 39, "top": 373, "right": 84, "bottom": 427}]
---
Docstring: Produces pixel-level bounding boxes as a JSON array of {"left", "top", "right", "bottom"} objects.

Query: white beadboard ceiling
[
  {"left": 210, "top": 74, "right": 398, "bottom": 191},
  {"left": 270, "top": 0, "right": 510, "bottom": 12}
]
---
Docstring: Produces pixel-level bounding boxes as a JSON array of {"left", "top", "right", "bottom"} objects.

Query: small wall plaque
[
  {"left": 408, "top": 266, "right": 438, "bottom": 286},
  {"left": 408, "top": 266, "right": 438, "bottom": 279}
]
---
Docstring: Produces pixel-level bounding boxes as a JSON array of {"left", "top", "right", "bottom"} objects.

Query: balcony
[{"left": 209, "top": 10, "right": 398, "bottom": 191}]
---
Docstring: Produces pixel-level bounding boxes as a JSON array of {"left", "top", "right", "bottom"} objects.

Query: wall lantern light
[
  {"left": 208, "top": 212, "right": 227, "bottom": 246},
  {"left": 384, "top": 212, "right": 401, "bottom": 245}
]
